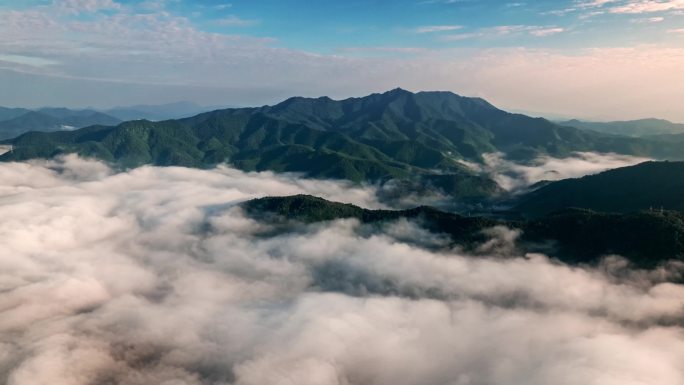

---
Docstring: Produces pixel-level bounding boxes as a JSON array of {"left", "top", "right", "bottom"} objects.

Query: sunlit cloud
[
  {"left": 609, "top": 0, "right": 684, "bottom": 14},
  {"left": 0, "top": 156, "right": 683, "bottom": 384}
]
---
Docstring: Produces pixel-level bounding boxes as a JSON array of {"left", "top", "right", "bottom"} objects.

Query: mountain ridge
[
  {"left": 0, "top": 109, "right": 122, "bottom": 140},
  {"left": 559, "top": 118, "right": 684, "bottom": 137},
  {"left": 3, "top": 89, "right": 684, "bottom": 201},
  {"left": 243, "top": 194, "right": 684, "bottom": 270},
  {"left": 513, "top": 160, "right": 684, "bottom": 217}
]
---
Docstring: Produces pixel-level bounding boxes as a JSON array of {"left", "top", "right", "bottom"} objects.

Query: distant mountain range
[
  {"left": 3, "top": 89, "right": 684, "bottom": 202},
  {"left": 559, "top": 118, "right": 684, "bottom": 137},
  {"left": 0, "top": 102, "right": 219, "bottom": 140},
  {"left": 103, "top": 101, "right": 226, "bottom": 121},
  {"left": 0, "top": 90, "right": 679, "bottom": 161},
  {"left": 3, "top": 89, "right": 684, "bottom": 240},
  {"left": 0, "top": 108, "right": 121, "bottom": 140}
]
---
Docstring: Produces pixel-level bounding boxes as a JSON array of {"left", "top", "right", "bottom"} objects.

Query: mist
[
  {"left": 459, "top": 152, "right": 651, "bottom": 191},
  {"left": 1, "top": 156, "right": 683, "bottom": 385}
]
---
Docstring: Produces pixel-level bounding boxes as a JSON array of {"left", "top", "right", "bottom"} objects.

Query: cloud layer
[{"left": 0, "top": 156, "right": 683, "bottom": 385}]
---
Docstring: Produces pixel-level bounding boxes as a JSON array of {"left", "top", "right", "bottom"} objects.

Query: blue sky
[
  {"left": 100, "top": 0, "right": 684, "bottom": 51},
  {"left": 1, "top": 0, "right": 684, "bottom": 120}
]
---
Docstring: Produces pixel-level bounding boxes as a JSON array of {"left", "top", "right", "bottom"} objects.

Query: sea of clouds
[{"left": 1, "top": 155, "right": 682, "bottom": 385}]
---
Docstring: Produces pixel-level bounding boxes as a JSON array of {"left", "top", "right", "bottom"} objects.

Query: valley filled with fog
[{"left": 1, "top": 155, "right": 682, "bottom": 385}]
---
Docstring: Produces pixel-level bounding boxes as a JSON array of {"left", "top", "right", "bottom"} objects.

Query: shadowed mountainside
[
  {"left": 244, "top": 194, "right": 684, "bottom": 270},
  {"left": 513, "top": 161, "right": 684, "bottom": 217}
]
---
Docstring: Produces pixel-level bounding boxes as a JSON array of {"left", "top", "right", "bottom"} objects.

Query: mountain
[
  {"left": 37, "top": 108, "right": 121, "bottom": 127},
  {"left": 559, "top": 118, "right": 684, "bottom": 137},
  {"left": 513, "top": 161, "right": 684, "bottom": 217},
  {"left": 3, "top": 89, "right": 684, "bottom": 197},
  {"left": 0, "top": 109, "right": 121, "bottom": 140},
  {"left": 244, "top": 194, "right": 684, "bottom": 269},
  {"left": 104, "top": 101, "right": 217, "bottom": 121},
  {"left": 0, "top": 107, "right": 30, "bottom": 121},
  {"left": 641, "top": 132, "right": 684, "bottom": 143}
]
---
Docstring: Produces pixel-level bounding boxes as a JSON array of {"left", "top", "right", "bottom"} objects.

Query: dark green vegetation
[
  {"left": 4, "top": 89, "right": 684, "bottom": 191},
  {"left": 245, "top": 194, "right": 499, "bottom": 247},
  {"left": 560, "top": 118, "right": 684, "bottom": 137},
  {"left": 244, "top": 195, "right": 684, "bottom": 270},
  {"left": 513, "top": 161, "right": 684, "bottom": 217},
  {"left": 0, "top": 108, "right": 121, "bottom": 140},
  {"left": 524, "top": 208, "right": 684, "bottom": 268}
]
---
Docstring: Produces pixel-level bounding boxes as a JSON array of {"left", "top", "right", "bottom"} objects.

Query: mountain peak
[{"left": 384, "top": 87, "right": 412, "bottom": 95}]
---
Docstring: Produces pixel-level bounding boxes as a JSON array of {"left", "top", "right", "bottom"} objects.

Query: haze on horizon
[{"left": 1, "top": 0, "right": 684, "bottom": 122}]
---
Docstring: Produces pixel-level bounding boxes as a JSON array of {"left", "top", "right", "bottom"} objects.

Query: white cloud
[
  {"left": 529, "top": 27, "right": 565, "bottom": 36},
  {"left": 578, "top": 0, "right": 684, "bottom": 14},
  {"left": 631, "top": 16, "right": 666, "bottom": 22},
  {"left": 609, "top": 0, "right": 684, "bottom": 14},
  {"left": 0, "top": 156, "right": 683, "bottom": 384},
  {"left": 443, "top": 24, "right": 565, "bottom": 40},
  {"left": 215, "top": 15, "right": 257, "bottom": 26},
  {"left": 485, "top": 152, "right": 651, "bottom": 190},
  {"left": 415, "top": 25, "right": 462, "bottom": 33},
  {"left": 460, "top": 152, "right": 651, "bottom": 191},
  {"left": 577, "top": 0, "right": 619, "bottom": 8},
  {"left": 0, "top": 54, "right": 58, "bottom": 67},
  {"left": 53, "top": 0, "right": 122, "bottom": 14}
]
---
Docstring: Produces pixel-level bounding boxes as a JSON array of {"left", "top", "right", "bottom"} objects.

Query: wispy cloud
[
  {"left": 53, "top": 0, "right": 122, "bottom": 14},
  {"left": 463, "top": 152, "right": 651, "bottom": 191},
  {"left": 577, "top": 0, "right": 684, "bottom": 14},
  {"left": 443, "top": 25, "right": 565, "bottom": 40},
  {"left": 338, "top": 46, "right": 429, "bottom": 56},
  {"left": 415, "top": 25, "right": 462, "bottom": 33},
  {"left": 0, "top": 54, "right": 59, "bottom": 67},
  {"left": 631, "top": 16, "right": 666, "bottom": 22},
  {"left": 529, "top": 27, "right": 565, "bottom": 36},
  {"left": 609, "top": 0, "right": 684, "bottom": 14},
  {"left": 214, "top": 15, "right": 257, "bottom": 27}
]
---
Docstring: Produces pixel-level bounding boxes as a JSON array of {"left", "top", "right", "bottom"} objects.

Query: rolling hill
[
  {"left": 513, "top": 161, "right": 684, "bottom": 217},
  {"left": 560, "top": 118, "right": 684, "bottom": 137},
  {"left": 244, "top": 194, "right": 684, "bottom": 269},
  {"left": 0, "top": 106, "right": 31, "bottom": 121},
  {"left": 0, "top": 109, "right": 121, "bottom": 140}
]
